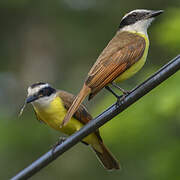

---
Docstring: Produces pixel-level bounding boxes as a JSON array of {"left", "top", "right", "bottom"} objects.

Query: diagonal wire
[{"left": 11, "top": 55, "right": 180, "bottom": 180}]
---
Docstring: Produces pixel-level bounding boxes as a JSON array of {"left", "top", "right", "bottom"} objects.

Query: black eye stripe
[
  {"left": 119, "top": 12, "right": 150, "bottom": 29},
  {"left": 38, "top": 87, "right": 56, "bottom": 97}
]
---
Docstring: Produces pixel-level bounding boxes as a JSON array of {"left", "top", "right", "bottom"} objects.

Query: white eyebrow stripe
[
  {"left": 122, "top": 9, "right": 150, "bottom": 20},
  {"left": 27, "top": 84, "right": 50, "bottom": 96}
]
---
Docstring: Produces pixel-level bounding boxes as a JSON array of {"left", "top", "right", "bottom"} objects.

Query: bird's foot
[
  {"left": 115, "top": 94, "right": 126, "bottom": 106},
  {"left": 51, "top": 137, "right": 67, "bottom": 154},
  {"left": 111, "top": 82, "right": 130, "bottom": 95},
  {"left": 105, "top": 86, "right": 119, "bottom": 99},
  {"left": 105, "top": 85, "right": 130, "bottom": 106}
]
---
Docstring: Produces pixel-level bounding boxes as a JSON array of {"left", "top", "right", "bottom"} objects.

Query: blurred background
[{"left": 0, "top": 0, "right": 180, "bottom": 179}]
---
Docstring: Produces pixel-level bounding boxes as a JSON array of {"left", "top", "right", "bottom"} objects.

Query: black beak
[
  {"left": 149, "top": 10, "right": 164, "bottom": 18},
  {"left": 26, "top": 95, "right": 39, "bottom": 103}
]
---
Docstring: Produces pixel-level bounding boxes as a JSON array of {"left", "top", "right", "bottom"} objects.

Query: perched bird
[
  {"left": 22, "top": 82, "right": 120, "bottom": 170},
  {"left": 63, "top": 9, "right": 163, "bottom": 126}
]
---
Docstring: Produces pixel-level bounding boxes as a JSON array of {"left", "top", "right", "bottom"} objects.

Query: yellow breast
[
  {"left": 114, "top": 33, "right": 149, "bottom": 82},
  {"left": 33, "top": 97, "right": 101, "bottom": 151},
  {"left": 34, "top": 97, "right": 84, "bottom": 135}
]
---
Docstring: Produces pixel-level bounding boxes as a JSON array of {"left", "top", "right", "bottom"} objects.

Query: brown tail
[
  {"left": 62, "top": 84, "right": 91, "bottom": 126},
  {"left": 92, "top": 141, "right": 120, "bottom": 170}
]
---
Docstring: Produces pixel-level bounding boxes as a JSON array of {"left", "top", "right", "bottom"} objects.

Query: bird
[
  {"left": 62, "top": 9, "right": 163, "bottom": 126},
  {"left": 22, "top": 82, "right": 120, "bottom": 170}
]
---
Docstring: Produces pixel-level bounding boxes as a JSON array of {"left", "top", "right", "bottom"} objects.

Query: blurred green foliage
[
  {"left": 155, "top": 8, "right": 180, "bottom": 53},
  {"left": 0, "top": 0, "right": 179, "bottom": 180}
]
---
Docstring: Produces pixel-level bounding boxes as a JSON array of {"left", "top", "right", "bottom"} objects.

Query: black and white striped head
[
  {"left": 119, "top": 9, "right": 163, "bottom": 34},
  {"left": 26, "top": 82, "right": 56, "bottom": 105}
]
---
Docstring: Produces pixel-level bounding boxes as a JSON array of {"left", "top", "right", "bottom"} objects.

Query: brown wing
[
  {"left": 85, "top": 31, "right": 146, "bottom": 99},
  {"left": 57, "top": 90, "right": 92, "bottom": 124},
  {"left": 57, "top": 90, "right": 102, "bottom": 140}
]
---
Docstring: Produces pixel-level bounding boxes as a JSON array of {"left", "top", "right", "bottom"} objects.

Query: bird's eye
[
  {"left": 44, "top": 88, "right": 50, "bottom": 96},
  {"left": 38, "top": 87, "right": 55, "bottom": 97},
  {"left": 38, "top": 89, "right": 45, "bottom": 96},
  {"left": 41, "top": 89, "right": 48, "bottom": 96}
]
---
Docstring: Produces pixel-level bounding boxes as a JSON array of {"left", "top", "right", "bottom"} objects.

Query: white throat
[
  {"left": 120, "top": 18, "right": 154, "bottom": 36},
  {"left": 32, "top": 93, "right": 56, "bottom": 108}
]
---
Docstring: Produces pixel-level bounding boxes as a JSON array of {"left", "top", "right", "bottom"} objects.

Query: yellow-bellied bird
[
  {"left": 63, "top": 9, "right": 163, "bottom": 126},
  {"left": 23, "top": 82, "right": 120, "bottom": 170}
]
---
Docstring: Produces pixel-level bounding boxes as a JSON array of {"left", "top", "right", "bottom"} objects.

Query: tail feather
[
  {"left": 62, "top": 84, "right": 91, "bottom": 126},
  {"left": 92, "top": 141, "right": 120, "bottom": 170}
]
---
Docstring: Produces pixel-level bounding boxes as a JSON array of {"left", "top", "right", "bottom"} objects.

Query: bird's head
[
  {"left": 119, "top": 9, "right": 163, "bottom": 34},
  {"left": 18, "top": 82, "right": 56, "bottom": 117},
  {"left": 26, "top": 82, "right": 56, "bottom": 106}
]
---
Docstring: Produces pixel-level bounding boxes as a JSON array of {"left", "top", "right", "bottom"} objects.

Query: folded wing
[{"left": 85, "top": 31, "right": 146, "bottom": 99}]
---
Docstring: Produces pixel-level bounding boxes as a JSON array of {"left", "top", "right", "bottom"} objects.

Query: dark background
[{"left": 0, "top": 0, "right": 180, "bottom": 179}]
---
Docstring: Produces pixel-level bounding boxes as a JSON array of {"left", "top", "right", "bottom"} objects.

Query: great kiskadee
[
  {"left": 22, "top": 82, "right": 120, "bottom": 170},
  {"left": 63, "top": 9, "right": 163, "bottom": 126}
]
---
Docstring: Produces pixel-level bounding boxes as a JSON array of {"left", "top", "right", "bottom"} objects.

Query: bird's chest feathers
[
  {"left": 33, "top": 97, "right": 66, "bottom": 126},
  {"left": 33, "top": 97, "right": 84, "bottom": 135},
  {"left": 115, "top": 32, "right": 149, "bottom": 82}
]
